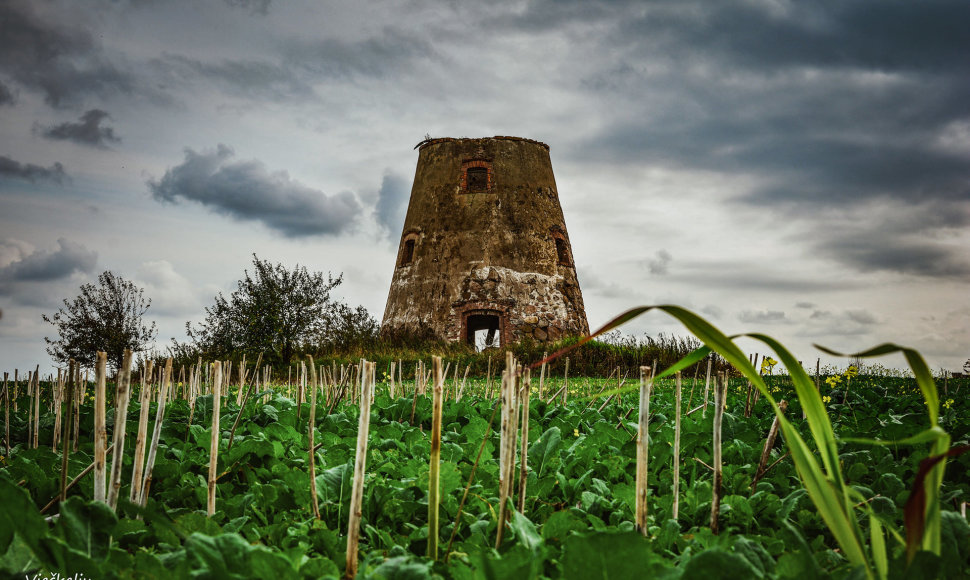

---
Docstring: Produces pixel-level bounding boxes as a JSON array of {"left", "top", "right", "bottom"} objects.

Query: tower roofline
[{"left": 414, "top": 135, "right": 549, "bottom": 151}]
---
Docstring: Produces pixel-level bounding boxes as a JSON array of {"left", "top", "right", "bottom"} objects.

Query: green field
[{"left": 1, "top": 362, "right": 968, "bottom": 579}]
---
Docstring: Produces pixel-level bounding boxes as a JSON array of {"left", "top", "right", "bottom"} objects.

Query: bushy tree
[
  {"left": 43, "top": 271, "right": 158, "bottom": 370},
  {"left": 186, "top": 255, "right": 376, "bottom": 364},
  {"left": 317, "top": 302, "right": 380, "bottom": 352}
]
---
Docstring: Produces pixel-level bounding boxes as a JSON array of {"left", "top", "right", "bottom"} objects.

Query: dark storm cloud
[
  {"left": 0, "top": 80, "right": 14, "bottom": 105},
  {"left": 0, "top": 155, "right": 68, "bottom": 184},
  {"left": 223, "top": 0, "right": 272, "bottom": 16},
  {"left": 0, "top": 1, "right": 137, "bottom": 107},
  {"left": 818, "top": 230, "right": 970, "bottom": 279},
  {"left": 506, "top": 0, "right": 970, "bottom": 73},
  {"left": 673, "top": 262, "right": 863, "bottom": 293},
  {"left": 375, "top": 173, "right": 409, "bottom": 236},
  {"left": 797, "top": 308, "right": 880, "bottom": 337},
  {"left": 157, "top": 55, "right": 314, "bottom": 100},
  {"left": 0, "top": 238, "right": 97, "bottom": 284},
  {"left": 564, "top": 0, "right": 970, "bottom": 280},
  {"left": 283, "top": 29, "right": 436, "bottom": 79},
  {"left": 152, "top": 28, "right": 433, "bottom": 101},
  {"left": 148, "top": 144, "right": 361, "bottom": 237},
  {"left": 38, "top": 109, "right": 121, "bottom": 148},
  {"left": 646, "top": 249, "right": 671, "bottom": 275},
  {"left": 738, "top": 310, "right": 788, "bottom": 324}
]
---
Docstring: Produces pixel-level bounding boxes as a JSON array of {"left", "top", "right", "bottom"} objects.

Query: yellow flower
[
  {"left": 825, "top": 376, "right": 842, "bottom": 387},
  {"left": 844, "top": 366, "right": 859, "bottom": 379},
  {"left": 573, "top": 428, "right": 580, "bottom": 437},
  {"left": 822, "top": 395, "right": 832, "bottom": 403},
  {"left": 943, "top": 399, "right": 954, "bottom": 409},
  {"left": 760, "top": 357, "right": 779, "bottom": 375}
]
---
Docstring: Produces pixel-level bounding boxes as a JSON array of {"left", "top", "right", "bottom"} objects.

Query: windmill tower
[{"left": 381, "top": 136, "right": 589, "bottom": 349}]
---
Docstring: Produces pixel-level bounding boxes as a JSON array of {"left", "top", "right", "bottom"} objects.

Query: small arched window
[
  {"left": 466, "top": 167, "right": 488, "bottom": 192},
  {"left": 555, "top": 237, "right": 570, "bottom": 266},
  {"left": 460, "top": 160, "right": 492, "bottom": 193},
  {"left": 399, "top": 233, "right": 418, "bottom": 267},
  {"left": 551, "top": 231, "right": 571, "bottom": 266}
]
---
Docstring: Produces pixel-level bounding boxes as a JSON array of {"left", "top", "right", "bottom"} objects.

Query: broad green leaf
[
  {"left": 55, "top": 496, "right": 118, "bottom": 560},
  {"left": 561, "top": 531, "right": 676, "bottom": 580},
  {"left": 681, "top": 548, "right": 763, "bottom": 579},
  {"left": 528, "top": 427, "right": 561, "bottom": 478},
  {"left": 0, "top": 476, "right": 45, "bottom": 555},
  {"left": 508, "top": 510, "right": 543, "bottom": 553}
]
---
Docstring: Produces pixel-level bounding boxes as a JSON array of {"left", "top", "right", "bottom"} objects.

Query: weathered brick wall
[{"left": 381, "top": 136, "right": 589, "bottom": 346}]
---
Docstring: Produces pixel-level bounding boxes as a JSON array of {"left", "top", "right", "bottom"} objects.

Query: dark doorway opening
[{"left": 465, "top": 312, "right": 502, "bottom": 351}]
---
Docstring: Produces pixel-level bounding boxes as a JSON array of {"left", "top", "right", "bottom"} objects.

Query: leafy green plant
[{"left": 541, "top": 304, "right": 962, "bottom": 580}]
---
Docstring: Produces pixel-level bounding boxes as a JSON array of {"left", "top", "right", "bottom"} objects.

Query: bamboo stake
[
  {"left": 428, "top": 356, "right": 444, "bottom": 560},
  {"left": 686, "top": 361, "right": 700, "bottom": 410},
  {"left": 635, "top": 366, "right": 652, "bottom": 536},
  {"left": 139, "top": 358, "right": 172, "bottom": 506},
  {"left": 27, "top": 370, "right": 32, "bottom": 448},
  {"left": 93, "top": 352, "right": 108, "bottom": 503},
  {"left": 346, "top": 361, "right": 374, "bottom": 579},
  {"left": 711, "top": 372, "right": 726, "bottom": 534},
  {"left": 236, "top": 355, "right": 247, "bottom": 407},
  {"left": 409, "top": 366, "right": 420, "bottom": 425},
  {"left": 458, "top": 364, "right": 471, "bottom": 401},
  {"left": 108, "top": 351, "right": 133, "bottom": 511},
  {"left": 485, "top": 355, "right": 492, "bottom": 397},
  {"left": 584, "top": 367, "right": 618, "bottom": 412},
  {"left": 297, "top": 360, "right": 305, "bottom": 420},
  {"left": 12, "top": 369, "right": 17, "bottom": 414},
  {"left": 60, "top": 360, "right": 76, "bottom": 503},
  {"left": 33, "top": 366, "right": 40, "bottom": 448},
  {"left": 130, "top": 360, "right": 154, "bottom": 503},
  {"left": 441, "top": 361, "right": 451, "bottom": 400},
  {"left": 673, "top": 371, "right": 682, "bottom": 521},
  {"left": 539, "top": 352, "right": 547, "bottom": 399},
  {"left": 307, "top": 355, "right": 321, "bottom": 520},
  {"left": 496, "top": 352, "right": 518, "bottom": 548},
  {"left": 186, "top": 358, "right": 200, "bottom": 437},
  {"left": 752, "top": 355, "right": 763, "bottom": 409},
  {"left": 686, "top": 403, "right": 706, "bottom": 416},
  {"left": 548, "top": 383, "right": 568, "bottom": 404},
  {"left": 562, "top": 357, "right": 569, "bottom": 404},
  {"left": 207, "top": 361, "right": 222, "bottom": 516},
  {"left": 73, "top": 368, "right": 84, "bottom": 452},
  {"left": 744, "top": 354, "right": 757, "bottom": 418},
  {"left": 53, "top": 368, "right": 63, "bottom": 450},
  {"left": 517, "top": 368, "right": 531, "bottom": 514},
  {"left": 3, "top": 372, "right": 9, "bottom": 457},
  {"left": 452, "top": 361, "right": 459, "bottom": 402},
  {"left": 702, "top": 357, "right": 712, "bottom": 419},
  {"left": 389, "top": 361, "right": 396, "bottom": 398},
  {"left": 751, "top": 400, "right": 788, "bottom": 491}
]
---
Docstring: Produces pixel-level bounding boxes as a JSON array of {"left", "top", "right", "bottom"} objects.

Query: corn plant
[{"left": 538, "top": 304, "right": 960, "bottom": 580}]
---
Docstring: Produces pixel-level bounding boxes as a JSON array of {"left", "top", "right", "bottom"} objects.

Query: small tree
[
  {"left": 187, "top": 255, "right": 357, "bottom": 364},
  {"left": 43, "top": 271, "right": 158, "bottom": 371},
  {"left": 317, "top": 302, "right": 380, "bottom": 352}
]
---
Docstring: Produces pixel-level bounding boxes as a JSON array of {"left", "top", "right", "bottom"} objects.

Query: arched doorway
[{"left": 463, "top": 310, "right": 505, "bottom": 351}]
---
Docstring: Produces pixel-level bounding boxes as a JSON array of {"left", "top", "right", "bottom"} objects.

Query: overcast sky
[{"left": 2, "top": 0, "right": 968, "bottom": 376}]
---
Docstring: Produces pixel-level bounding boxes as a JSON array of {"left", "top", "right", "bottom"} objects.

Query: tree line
[{"left": 43, "top": 255, "right": 379, "bottom": 372}]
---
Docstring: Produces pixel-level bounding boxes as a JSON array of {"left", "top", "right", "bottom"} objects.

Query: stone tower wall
[{"left": 381, "top": 136, "right": 589, "bottom": 345}]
